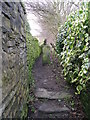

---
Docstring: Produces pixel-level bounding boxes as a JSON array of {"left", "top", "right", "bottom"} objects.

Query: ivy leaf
[{"left": 76, "top": 85, "right": 83, "bottom": 93}]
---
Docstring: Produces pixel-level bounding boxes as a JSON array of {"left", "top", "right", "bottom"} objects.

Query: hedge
[
  {"left": 56, "top": 2, "right": 90, "bottom": 94},
  {"left": 21, "top": 22, "right": 41, "bottom": 118}
]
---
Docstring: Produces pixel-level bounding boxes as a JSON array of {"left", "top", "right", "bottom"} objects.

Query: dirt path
[{"left": 28, "top": 55, "right": 85, "bottom": 119}]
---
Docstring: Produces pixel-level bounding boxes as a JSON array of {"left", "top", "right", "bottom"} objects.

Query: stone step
[
  {"left": 35, "top": 88, "right": 71, "bottom": 100},
  {"left": 38, "top": 102, "right": 70, "bottom": 114}
]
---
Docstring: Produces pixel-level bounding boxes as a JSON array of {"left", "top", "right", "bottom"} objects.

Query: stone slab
[
  {"left": 39, "top": 102, "right": 70, "bottom": 113},
  {"left": 35, "top": 88, "right": 71, "bottom": 100}
]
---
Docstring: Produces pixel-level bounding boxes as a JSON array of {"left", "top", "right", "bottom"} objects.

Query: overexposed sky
[
  {"left": 27, "top": 13, "right": 42, "bottom": 36},
  {"left": 23, "top": 0, "right": 89, "bottom": 37},
  {"left": 23, "top": 0, "right": 46, "bottom": 36}
]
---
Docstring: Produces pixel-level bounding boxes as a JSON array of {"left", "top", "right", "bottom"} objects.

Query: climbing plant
[
  {"left": 21, "top": 22, "right": 41, "bottom": 118},
  {"left": 26, "top": 21, "right": 41, "bottom": 93},
  {"left": 56, "top": 2, "right": 90, "bottom": 94},
  {"left": 27, "top": 34, "right": 41, "bottom": 82}
]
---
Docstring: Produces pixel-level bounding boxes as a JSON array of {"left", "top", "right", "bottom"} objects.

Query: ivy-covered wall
[
  {"left": 56, "top": 2, "right": 89, "bottom": 94},
  {"left": 1, "top": 0, "right": 28, "bottom": 118},
  {"left": 80, "top": 2, "right": 90, "bottom": 119},
  {"left": 56, "top": 2, "right": 90, "bottom": 119}
]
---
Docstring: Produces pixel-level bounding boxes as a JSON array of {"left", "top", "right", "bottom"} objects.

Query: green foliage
[
  {"left": 21, "top": 22, "right": 41, "bottom": 118},
  {"left": 56, "top": 3, "right": 90, "bottom": 94},
  {"left": 26, "top": 27, "right": 41, "bottom": 83},
  {"left": 80, "top": 82, "right": 90, "bottom": 119},
  {"left": 88, "top": 2, "right": 90, "bottom": 34},
  {"left": 21, "top": 103, "right": 28, "bottom": 119}
]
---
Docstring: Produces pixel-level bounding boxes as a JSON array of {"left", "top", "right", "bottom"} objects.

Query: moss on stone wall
[{"left": 1, "top": 1, "right": 28, "bottom": 118}]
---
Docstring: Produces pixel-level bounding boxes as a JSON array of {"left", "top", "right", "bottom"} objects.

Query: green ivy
[
  {"left": 26, "top": 33, "right": 41, "bottom": 80},
  {"left": 56, "top": 2, "right": 90, "bottom": 94},
  {"left": 21, "top": 22, "right": 41, "bottom": 118}
]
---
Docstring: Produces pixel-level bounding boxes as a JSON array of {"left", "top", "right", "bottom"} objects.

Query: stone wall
[{"left": 0, "top": 0, "right": 28, "bottom": 118}]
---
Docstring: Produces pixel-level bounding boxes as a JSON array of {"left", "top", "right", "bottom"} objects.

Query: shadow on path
[{"left": 28, "top": 55, "right": 85, "bottom": 119}]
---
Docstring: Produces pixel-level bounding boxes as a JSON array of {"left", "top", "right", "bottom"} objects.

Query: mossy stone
[{"left": 42, "top": 45, "right": 51, "bottom": 65}]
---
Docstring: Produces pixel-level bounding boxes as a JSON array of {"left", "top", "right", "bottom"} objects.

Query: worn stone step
[
  {"left": 38, "top": 102, "right": 70, "bottom": 114},
  {"left": 35, "top": 88, "right": 71, "bottom": 100}
]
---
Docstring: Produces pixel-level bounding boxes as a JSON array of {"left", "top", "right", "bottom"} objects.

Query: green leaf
[{"left": 77, "top": 85, "right": 83, "bottom": 91}]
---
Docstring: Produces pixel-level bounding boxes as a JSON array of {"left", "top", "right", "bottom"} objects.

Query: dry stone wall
[{"left": 0, "top": 0, "right": 28, "bottom": 118}]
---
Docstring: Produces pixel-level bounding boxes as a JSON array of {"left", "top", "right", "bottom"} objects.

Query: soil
[{"left": 28, "top": 54, "right": 86, "bottom": 119}]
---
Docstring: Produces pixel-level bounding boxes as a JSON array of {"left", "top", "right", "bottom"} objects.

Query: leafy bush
[
  {"left": 56, "top": 2, "right": 90, "bottom": 94},
  {"left": 26, "top": 26, "right": 41, "bottom": 84},
  {"left": 80, "top": 82, "right": 90, "bottom": 119},
  {"left": 21, "top": 22, "right": 41, "bottom": 118}
]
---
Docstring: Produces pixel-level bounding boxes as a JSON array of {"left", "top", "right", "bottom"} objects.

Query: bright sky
[
  {"left": 27, "top": 13, "right": 42, "bottom": 36},
  {"left": 22, "top": 0, "right": 44, "bottom": 37},
  {"left": 22, "top": 0, "right": 89, "bottom": 37}
]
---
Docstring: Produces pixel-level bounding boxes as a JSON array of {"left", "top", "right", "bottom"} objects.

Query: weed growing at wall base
[{"left": 21, "top": 22, "right": 41, "bottom": 118}]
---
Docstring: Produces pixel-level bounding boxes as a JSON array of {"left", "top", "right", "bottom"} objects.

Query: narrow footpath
[{"left": 28, "top": 55, "right": 85, "bottom": 119}]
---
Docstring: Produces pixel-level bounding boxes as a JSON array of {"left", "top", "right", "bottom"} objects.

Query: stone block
[
  {"left": 2, "top": 26, "right": 9, "bottom": 33},
  {"left": 2, "top": 2, "right": 10, "bottom": 18},
  {"left": 2, "top": 15, "right": 10, "bottom": 29},
  {"left": 35, "top": 88, "right": 72, "bottom": 100},
  {"left": 8, "top": 32, "right": 16, "bottom": 39},
  {"left": 7, "top": 40, "right": 15, "bottom": 47},
  {"left": 42, "top": 45, "right": 51, "bottom": 65},
  {"left": 39, "top": 102, "right": 70, "bottom": 113},
  {"left": 2, "top": 42, "right": 8, "bottom": 52},
  {"left": 3, "top": 1, "right": 12, "bottom": 7},
  {"left": 1, "top": 1, "right": 27, "bottom": 118},
  {"left": 10, "top": 17, "right": 15, "bottom": 31}
]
